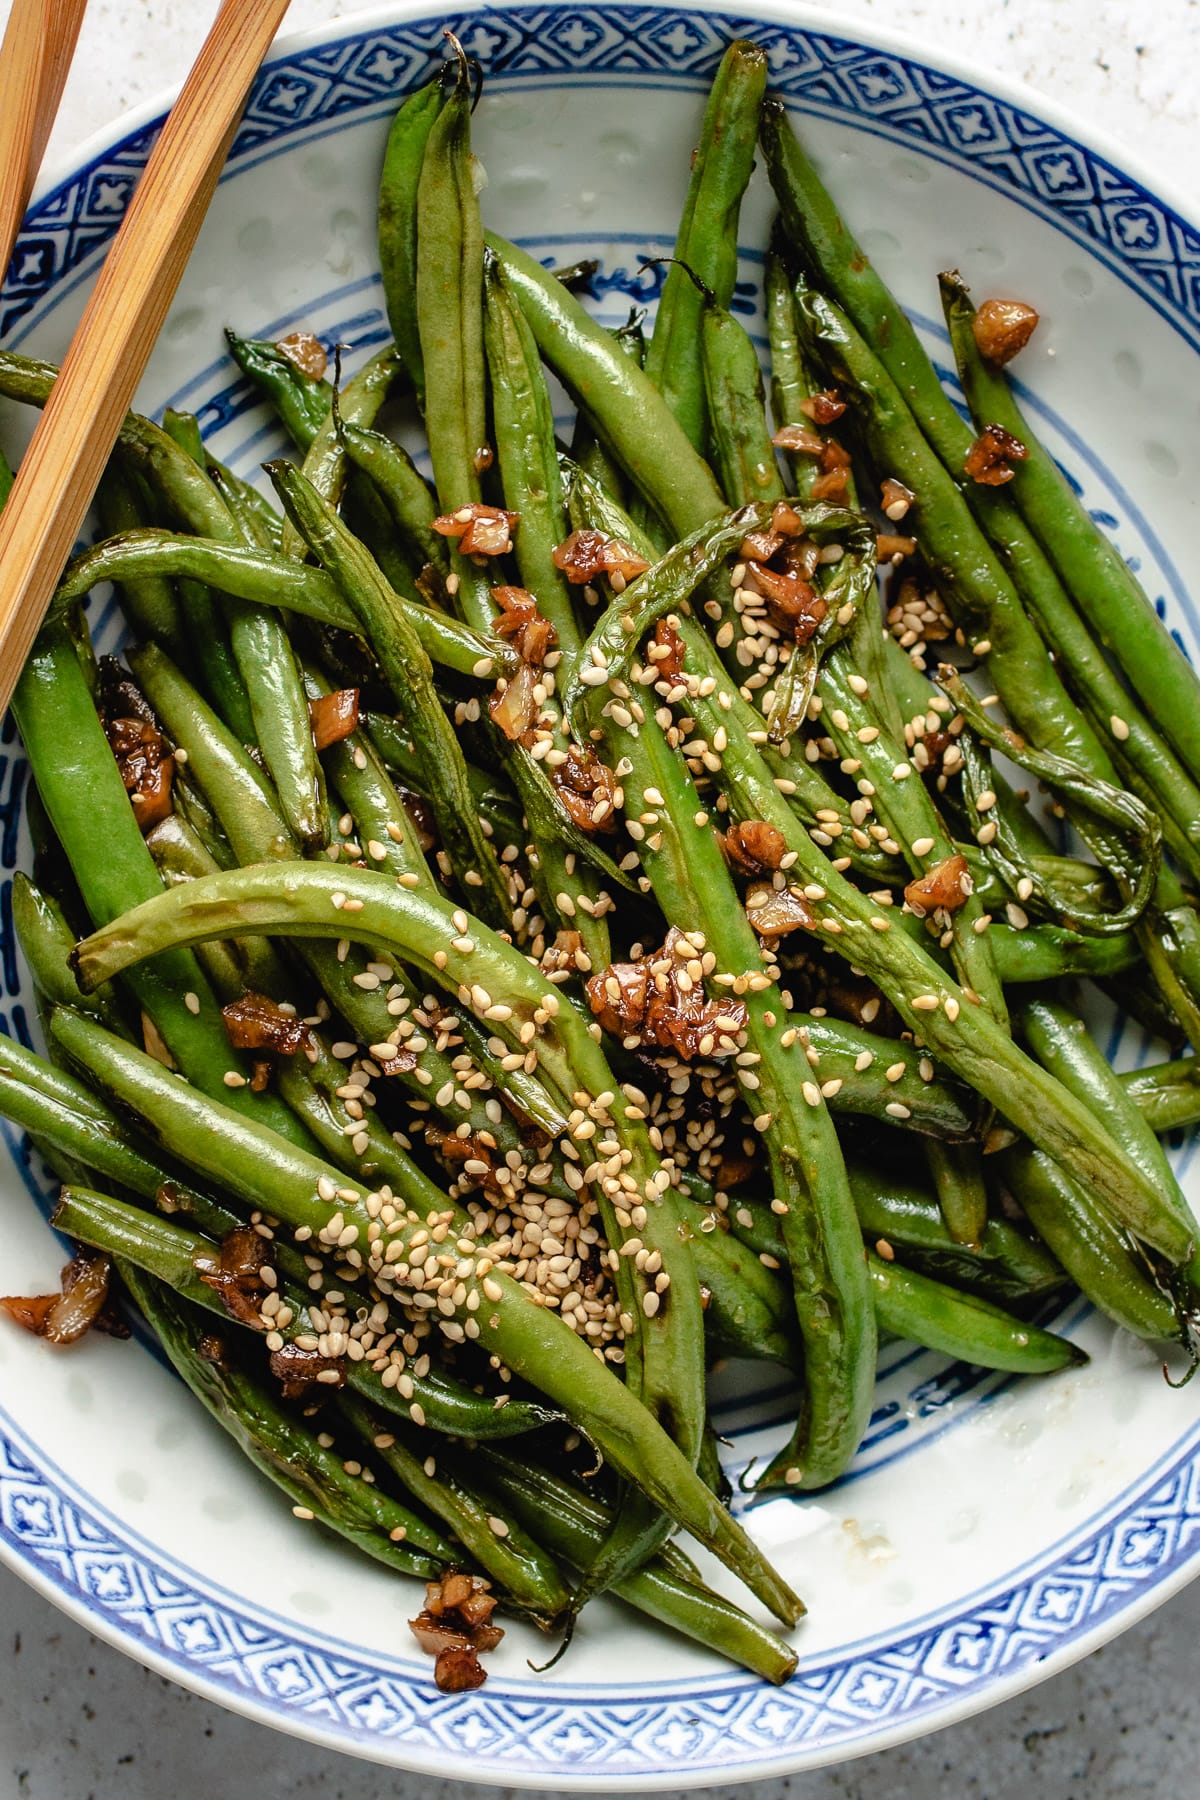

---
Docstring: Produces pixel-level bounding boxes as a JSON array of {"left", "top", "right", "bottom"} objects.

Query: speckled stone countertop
[{"left": 3, "top": 1, "right": 1200, "bottom": 1795}]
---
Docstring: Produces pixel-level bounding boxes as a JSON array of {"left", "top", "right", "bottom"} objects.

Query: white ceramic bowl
[{"left": 2, "top": 2, "right": 1199, "bottom": 1785}]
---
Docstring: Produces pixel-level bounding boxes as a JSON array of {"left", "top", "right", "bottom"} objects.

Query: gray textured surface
[{"left": 4, "top": 0, "right": 1200, "bottom": 1795}]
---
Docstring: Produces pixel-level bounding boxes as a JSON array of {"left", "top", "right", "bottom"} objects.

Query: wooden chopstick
[
  {"left": 0, "top": 0, "right": 291, "bottom": 715},
  {"left": 0, "top": 0, "right": 90, "bottom": 280}
]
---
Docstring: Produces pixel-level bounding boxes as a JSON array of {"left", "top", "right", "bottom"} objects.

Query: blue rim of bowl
[{"left": 3, "top": 2, "right": 1200, "bottom": 1784}]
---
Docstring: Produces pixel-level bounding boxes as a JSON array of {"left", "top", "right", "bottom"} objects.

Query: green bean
[
  {"left": 338, "top": 1394, "right": 570, "bottom": 1622},
  {"left": 268, "top": 461, "right": 513, "bottom": 930},
  {"left": 846, "top": 1163, "right": 1064, "bottom": 1300},
  {"left": 365, "top": 709, "right": 525, "bottom": 848},
  {"left": 481, "top": 254, "right": 579, "bottom": 650},
  {"left": 938, "top": 272, "right": 1200, "bottom": 793},
  {"left": 0, "top": 1030, "right": 184, "bottom": 1202},
  {"left": 480, "top": 1449, "right": 799, "bottom": 1684},
  {"left": 1017, "top": 989, "right": 1197, "bottom": 1250},
  {"left": 1000, "top": 1142, "right": 1179, "bottom": 1340},
  {"left": 765, "top": 247, "right": 810, "bottom": 488},
  {"left": 11, "top": 622, "right": 304, "bottom": 1142},
  {"left": 414, "top": 45, "right": 493, "bottom": 619},
  {"left": 643, "top": 40, "right": 767, "bottom": 452},
  {"left": 936, "top": 278, "right": 1200, "bottom": 880},
  {"left": 1119, "top": 1057, "right": 1200, "bottom": 1135},
  {"left": 818, "top": 652, "right": 1006, "bottom": 1024},
  {"left": 700, "top": 283, "right": 786, "bottom": 512},
  {"left": 866, "top": 1252, "right": 1084, "bottom": 1373},
  {"left": 116, "top": 1261, "right": 452, "bottom": 1576},
  {"left": 938, "top": 671, "right": 1159, "bottom": 937},
  {"left": 162, "top": 406, "right": 328, "bottom": 849},
  {"left": 129, "top": 641, "right": 535, "bottom": 1157},
  {"left": 924, "top": 1139, "right": 989, "bottom": 1249},
  {"left": 206, "top": 456, "right": 283, "bottom": 552},
  {"left": 481, "top": 250, "right": 613, "bottom": 969},
  {"left": 153, "top": 416, "right": 255, "bottom": 739},
  {"left": 685, "top": 1205, "right": 800, "bottom": 1368},
  {"left": 49, "top": 1008, "right": 801, "bottom": 1625},
  {"left": 223, "top": 329, "right": 330, "bottom": 448},
  {"left": 94, "top": 460, "right": 187, "bottom": 656},
  {"left": 486, "top": 233, "right": 725, "bottom": 537},
  {"left": 379, "top": 69, "right": 449, "bottom": 408},
  {"left": 56, "top": 529, "right": 514, "bottom": 681},
  {"left": 339, "top": 422, "right": 448, "bottom": 574},
  {"left": 711, "top": 1192, "right": 1079, "bottom": 1370},
  {"left": 13, "top": 872, "right": 128, "bottom": 1035},
  {"left": 279, "top": 344, "right": 402, "bottom": 562}
]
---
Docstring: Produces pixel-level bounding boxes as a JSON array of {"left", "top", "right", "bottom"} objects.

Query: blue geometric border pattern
[
  {"left": 4, "top": 3, "right": 1200, "bottom": 1779},
  {"left": 4, "top": 6, "right": 1200, "bottom": 345},
  {"left": 4, "top": 1412, "right": 1200, "bottom": 1776}
]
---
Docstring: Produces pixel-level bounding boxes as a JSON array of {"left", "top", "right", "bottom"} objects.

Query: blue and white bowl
[{"left": 2, "top": 2, "right": 1199, "bottom": 1783}]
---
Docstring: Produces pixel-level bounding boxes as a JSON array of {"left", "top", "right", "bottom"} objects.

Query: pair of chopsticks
[{"left": 0, "top": 0, "right": 291, "bottom": 715}]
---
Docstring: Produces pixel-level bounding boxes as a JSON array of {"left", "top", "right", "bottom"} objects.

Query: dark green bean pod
[
  {"left": 1000, "top": 1143, "right": 1180, "bottom": 1341},
  {"left": 365, "top": 710, "right": 525, "bottom": 848},
  {"left": 925, "top": 1139, "right": 989, "bottom": 1249},
  {"left": 55, "top": 529, "right": 514, "bottom": 682},
  {"left": 267, "top": 460, "right": 513, "bottom": 929},
  {"left": 479, "top": 1449, "right": 799, "bottom": 1684},
  {"left": 643, "top": 40, "right": 767, "bottom": 452},
  {"left": 940, "top": 672, "right": 1159, "bottom": 936},
  {"left": 700, "top": 284, "right": 786, "bottom": 512},
  {"left": 11, "top": 622, "right": 307, "bottom": 1143},
  {"left": 1017, "top": 989, "right": 1198, "bottom": 1257},
  {"left": 712, "top": 1191, "right": 1079, "bottom": 1370},
  {"left": 938, "top": 272, "right": 1200, "bottom": 793},
  {"left": 338, "top": 1394, "right": 571, "bottom": 1623},
  {"left": 1119, "top": 1058, "right": 1200, "bottom": 1135},
  {"left": 223, "top": 329, "right": 331, "bottom": 448},
  {"left": 686, "top": 1205, "right": 801, "bottom": 1368},
  {"left": 13, "top": 872, "right": 129, "bottom": 1035},
  {"left": 378, "top": 69, "right": 449, "bottom": 408},
  {"left": 116, "top": 1260, "right": 453, "bottom": 1577},
  {"left": 866, "top": 1252, "right": 1085, "bottom": 1373},
  {"left": 155, "top": 415, "right": 255, "bottom": 740},
  {"left": 95, "top": 460, "right": 187, "bottom": 656},
  {"left": 765, "top": 247, "right": 811, "bottom": 488},
  {"left": 339, "top": 421, "right": 448, "bottom": 574},
  {"left": 486, "top": 233, "right": 725, "bottom": 537},
  {"left": 279, "top": 344, "right": 402, "bottom": 562},
  {"left": 414, "top": 44, "right": 493, "bottom": 620},
  {"left": 162, "top": 406, "right": 328, "bottom": 849},
  {"left": 0, "top": 1031, "right": 185, "bottom": 1202}
]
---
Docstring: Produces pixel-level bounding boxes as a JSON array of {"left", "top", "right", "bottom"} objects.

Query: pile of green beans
[{"left": 2, "top": 34, "right": 1200, "bottom": 1690}]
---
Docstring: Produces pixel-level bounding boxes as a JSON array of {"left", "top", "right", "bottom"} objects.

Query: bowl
[{"left": 2, "top": 0, "right": 1200, "bottom": 1785}]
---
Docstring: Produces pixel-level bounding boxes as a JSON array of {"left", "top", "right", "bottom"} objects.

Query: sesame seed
[
  {"left": 975, "top": 790, "right": 997, "bottom": 812},
  {"left": 911, "top": 994, "right": 940, "bottom": 1012},
  {"left": 292, "top": 1506, "right": 315, "bottom": 1520},
  {"left": 911, "top": 836, "right": 935, "bottom": 857},
  {"left": 885, "top": 1101, "right": 912, "bottom": 1120},
  {"left": 184, "top": 991, "right": 200, "bottom": 1015},
  {"left": 223, "top": 1071, "right": 247, "bottom": 1088},
  {"left": 1110, "top": 714, "right": 1130, "bottom": 741}
]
